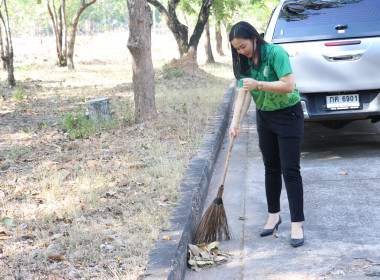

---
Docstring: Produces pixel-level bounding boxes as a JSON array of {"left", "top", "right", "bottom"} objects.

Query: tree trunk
[
  {"left": 58, "top": 5, "right": 63, "bottom": 50},
  {"left": 0, "top": 0, "right": 15, "bottom": 87},
  {"left": 226, "top": 31, "right": 230, "bottom": 50},
  {"left": 6, "top": 47, "right": 14, "bottom": 86},
  {"left": 225, "top": 25, "right": 230, "bottom": 51},
  {"left": 169, "top": 21, "right": 189, "bottom": 57},
  {"left": 147, "top": 0, "right": 214, "bottom": 60},
  {"left": 127, "top": 0, "right": 157, "bottom": 123},
  {"left": 47, "top": 0, "right": 66, "bottom": 66},
  {"left": 214, "top": 11, "right": 224, "bottom": 56},
  {"left": 0, "top": 24, "right": 6, "bottom": 70},
  {"left": 204, "top": 19, "right": 214, "bottom": 63},
  {"left": 149, "top": 0, "right": 189, "bottom": 57},
  {"left": 187, "top": 0, "right": 214, "bottom": 61},
  {"left": 62, "top": 0, "right": 67, "bottom": 61},
  {"left": 67, "top": 0, "right": 97, "bottom": 70}
]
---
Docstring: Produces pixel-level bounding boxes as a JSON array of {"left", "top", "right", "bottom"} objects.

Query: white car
[{"left": 264, "top": 0, "right": 380, "bottom": 128}]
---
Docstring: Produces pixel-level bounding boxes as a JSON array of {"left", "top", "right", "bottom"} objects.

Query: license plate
[{"left": 326, "top": 94, "right": 360, "bottom": 110}]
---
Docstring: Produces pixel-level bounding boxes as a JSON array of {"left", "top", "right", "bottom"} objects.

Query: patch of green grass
[
  {"left": 113, "top": 97, "right": 134, "bottom": 124},
  {"left": 1, "top": 163, "right": 9, "bottom": 171},
  {"left": 62, "top": 97, "right": 134, "bottom": 139},
  {"left": 160, "top": 63, "right": 185, "bottom": 79},
  {"left": 171, "top": 102, "right": 187, "bottom": 113},
  {"left": 15, "top": 64, "right": 33, "bottom": 71},
  {"left": 12, "top": 85, "right": 30, "bottom": 101},
  {"left": 61, "top": 105, "right": 97, "bottom": 140},
  {"left": 37, "top": 122, "right": 49, "bottom": 130}
]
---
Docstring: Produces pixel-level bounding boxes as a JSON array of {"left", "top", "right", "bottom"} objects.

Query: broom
[{"left": 194, "top": 90, "right": 249, "bottom": 244}]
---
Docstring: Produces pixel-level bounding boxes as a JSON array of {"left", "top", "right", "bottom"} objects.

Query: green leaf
[{"left": 37, "top": 0, "right": 42, "bottom": 4}]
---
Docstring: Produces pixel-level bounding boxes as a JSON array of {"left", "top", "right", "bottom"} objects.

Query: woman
[{"left": 229, "top": 21, "right": 305, "bottom": 247}]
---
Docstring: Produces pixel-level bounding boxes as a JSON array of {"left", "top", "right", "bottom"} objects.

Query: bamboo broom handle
[{"left": 220, "top": 90, "right": 249, "bottom": 186}]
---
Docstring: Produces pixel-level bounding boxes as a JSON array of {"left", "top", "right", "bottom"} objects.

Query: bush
[
  {"left": 161, "top": 63, "right": 185, "bottom": 79},
  {"left": 61, "top": 106, "right": 96, "bottom": 140},
  {"left": 12, "top": 85, "right": 30, "bottom": 101}
]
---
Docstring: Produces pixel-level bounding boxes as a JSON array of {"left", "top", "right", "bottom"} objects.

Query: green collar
[
  {"left": 261, "top": 43, "right": 268, "bottom": 62},
  {"left": 247, "top": 43, "right": 269, "bottom": 67}
]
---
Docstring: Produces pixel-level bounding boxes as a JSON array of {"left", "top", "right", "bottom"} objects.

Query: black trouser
[{"left": 256, "top": 102, "right": 305, "bottom": 222}]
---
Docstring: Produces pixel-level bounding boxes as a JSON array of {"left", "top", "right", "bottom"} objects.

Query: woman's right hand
[{"left": 229, "top": 122, "right": 241, "bottom": 139}]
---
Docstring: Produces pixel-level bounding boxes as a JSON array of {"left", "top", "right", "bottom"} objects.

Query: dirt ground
[{"left": 0, "top": 32, "right": 233, "bottom": 279}]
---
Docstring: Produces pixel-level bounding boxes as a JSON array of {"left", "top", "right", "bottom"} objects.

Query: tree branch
[
  {"left": 148, "top": 0, "right": 186, "bottom": 42},
  {"left": 0, "top": 0, "right": 11, "bottom": 51},
  {"left": 82, "top": 0, "right": 97, "bottom": 10},
  {"left": 1, "top": 54, "right": 8, "bottom": 63},
  {"left": 47, "top": 1, "right": 56, "bottom": 30},
  {"left": 189, "top": 0, "right": 214, "bottom": 47},
  {"left": 67, "top": 0, "right": 96, "bottom": 69},
  {"left": 169, "top": 0, "right": 180, "bottom": 9},
  {"left": 0, "top": 10, "right": 4, "bottom": 31},
  {"left": 147, "top": 0, "right": 168, "bottom": 19},
  {"left": 168, "top": 0, "right": 180, "bottom": 19},
  {"left": 0, "top": 11, "right": 6, "bottom": 56}
]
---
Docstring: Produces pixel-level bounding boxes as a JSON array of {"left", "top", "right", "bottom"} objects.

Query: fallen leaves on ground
[
  {"left": 188, "top": 241, "right": 230, "bottom": 271},
  {"left": 0, "top": 230, "right": 12, "bottom": 240},
  {"left": 48, "top": 254, "right": 67, "bottom": 261},
  {"left": 0, "top": 34, "right": 231, "bottom": 279}
]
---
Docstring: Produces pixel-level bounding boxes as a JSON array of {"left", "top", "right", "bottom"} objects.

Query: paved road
[{"left": 185, "top": 104, "right": 380, "bottom": 280}]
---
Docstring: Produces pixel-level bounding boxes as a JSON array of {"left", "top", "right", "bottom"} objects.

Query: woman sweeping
[{"left": 229, "top": 21, "right": 305, "bottom": 247}]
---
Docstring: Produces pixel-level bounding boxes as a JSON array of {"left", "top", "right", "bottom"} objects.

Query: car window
[{"left": 273, "top": 0, "right": 380, "bottom": 43}]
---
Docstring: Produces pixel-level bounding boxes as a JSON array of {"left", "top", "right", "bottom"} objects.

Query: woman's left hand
[{"left": 241, "top": 78, "right": 258, "bottom": 91}]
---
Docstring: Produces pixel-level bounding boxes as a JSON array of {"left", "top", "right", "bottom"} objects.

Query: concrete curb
[{"left": 144, "top": 82, "right": 236, "bottom": 280}]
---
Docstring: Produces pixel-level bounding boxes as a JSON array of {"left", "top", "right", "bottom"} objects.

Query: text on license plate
[{"left": 326, "top": 94, "right": 360, "bottom": 110}]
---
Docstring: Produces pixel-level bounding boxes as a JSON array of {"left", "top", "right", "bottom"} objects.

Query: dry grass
[{"left": 0, "top": 31, "right": 233, "bottom": 279}]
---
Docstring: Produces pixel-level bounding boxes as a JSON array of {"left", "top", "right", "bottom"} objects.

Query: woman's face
[{"left": 231, "top": 37, "right": 254, "bottom": 58}]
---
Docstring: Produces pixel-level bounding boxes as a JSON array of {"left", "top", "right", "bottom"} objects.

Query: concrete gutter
[{"left": 144, "top": 82, "right": 236, "bottom": 280}]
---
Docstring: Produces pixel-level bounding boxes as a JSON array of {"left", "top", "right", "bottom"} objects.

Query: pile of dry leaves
[{"left": 187, "top": 242, "right": 230, "bottom": 272}]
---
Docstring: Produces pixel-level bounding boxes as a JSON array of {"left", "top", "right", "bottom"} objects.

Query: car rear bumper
[{"left": 301, "top": 89, "right": 380, "bottom": 121}]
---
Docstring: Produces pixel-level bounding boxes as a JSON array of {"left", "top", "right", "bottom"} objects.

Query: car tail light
[{"left": 325, "top": 40, "right": 361, "bottom": 46}]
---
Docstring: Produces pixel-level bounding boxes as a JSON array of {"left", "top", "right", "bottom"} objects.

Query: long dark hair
[{"left": 229, "top": 21, "right": 267, "bottom": 80}]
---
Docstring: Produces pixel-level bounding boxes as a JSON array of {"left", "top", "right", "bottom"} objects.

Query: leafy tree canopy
[{"left": 11, "top": 0, "right": 277, "bottom": 36}]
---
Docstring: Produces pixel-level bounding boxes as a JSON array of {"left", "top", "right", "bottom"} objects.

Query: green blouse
[{"left": 238, "top": 43, "right": 300, "bottom": 111}]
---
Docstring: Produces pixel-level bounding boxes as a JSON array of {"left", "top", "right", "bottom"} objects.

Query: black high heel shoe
[
  {"left": 290, "top": 227, "right": 304, "bottom": 247},
  {"left": 260, "top": 216, "right": 282, "bottom": 237}
]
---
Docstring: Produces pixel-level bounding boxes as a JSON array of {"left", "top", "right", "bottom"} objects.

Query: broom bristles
[{"left": 193, "top": 186, "right": 231, "bottom": 244}]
